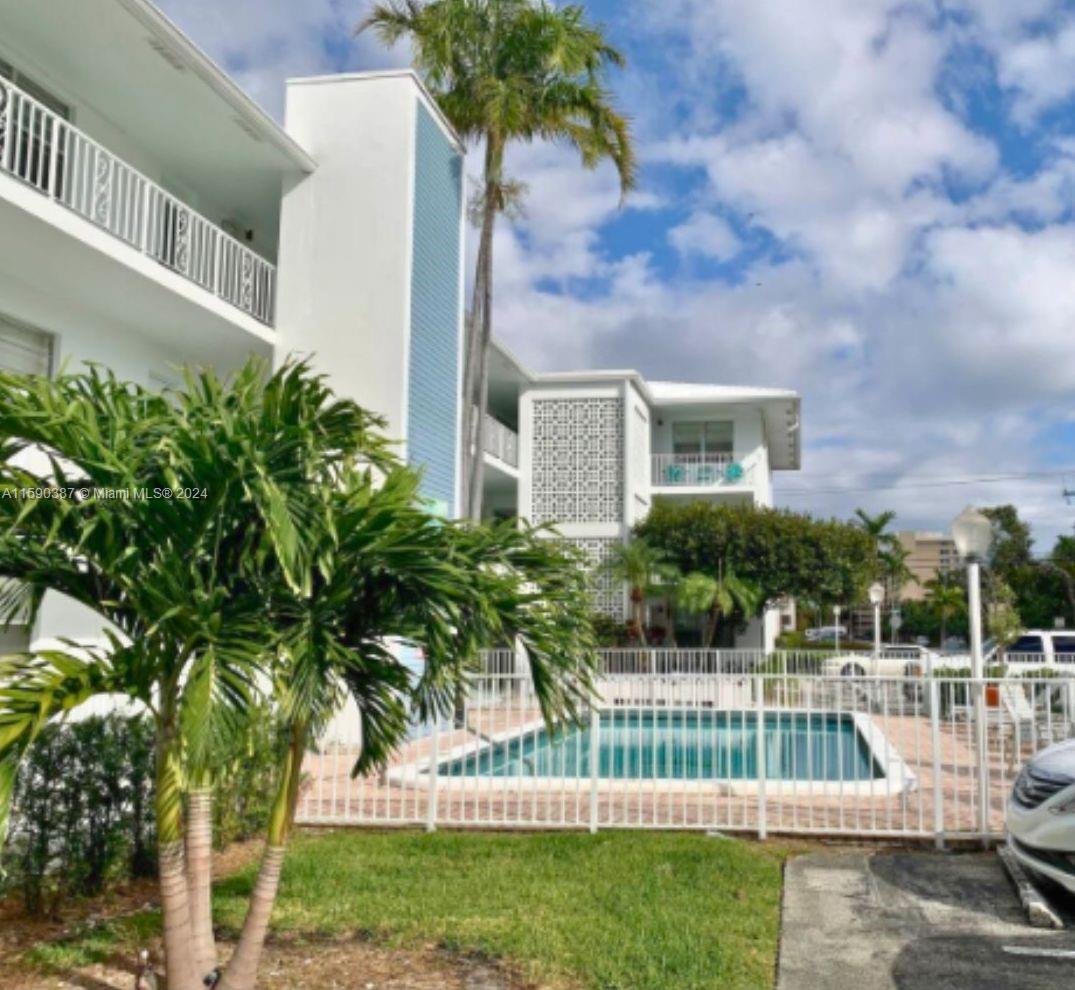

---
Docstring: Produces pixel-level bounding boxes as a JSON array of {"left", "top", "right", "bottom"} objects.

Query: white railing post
[
  {"left": 213, "top": 233, "right": 224, "bottom": 298},
  {"left": 589, "top": 704, "right": 600, "bottom": 834},
  {"left": 930, "top": 678, "right": 944, "bottom": 850},
  {"left": 755, "top": 674, "right": 767, "bottom": 839},
  {"left": 426, "top": 716, "right": 439, "bottom": 833},
  {"left": 47, "top": 115, "right": 60, "bottom": 200},
  {"left": 140, "top": 182, "right": 153, "bottom": 258}
]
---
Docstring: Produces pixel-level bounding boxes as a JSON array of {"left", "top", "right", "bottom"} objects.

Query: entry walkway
[{"left": 778, "top": 850, "right": 1075, "bottom": 989}]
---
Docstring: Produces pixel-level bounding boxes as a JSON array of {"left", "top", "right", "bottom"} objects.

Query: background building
[{"left": 897, "top": 530, "right": 959, "bottom": 601}]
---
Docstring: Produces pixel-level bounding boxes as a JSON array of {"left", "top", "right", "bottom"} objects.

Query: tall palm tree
[
  {"left": 0, "top": 361, "right": 596, "bottom": 990},
  {"left": 602, "top": 540, "right": 670, "bottom": 645},
  {"left": 360, "top": 0, "right": 636, "bottom": 519},
  {"left": 924, "top": 574, "right": 964, "bottom": 648},
  {"left": 676, "top": 563, "right": 762, "bottom": 648}
]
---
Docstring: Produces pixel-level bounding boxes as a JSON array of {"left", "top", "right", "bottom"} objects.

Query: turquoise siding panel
[{"left": 408, "top": 103, "right": 463, "bottom": 515}]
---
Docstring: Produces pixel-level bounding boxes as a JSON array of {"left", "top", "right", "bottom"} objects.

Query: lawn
[
  {"left": 215, "top": 830, "right": 794, "bottom": 990},
  {"left": 19, "top": 830, "right": 797, "bottom": 990}
]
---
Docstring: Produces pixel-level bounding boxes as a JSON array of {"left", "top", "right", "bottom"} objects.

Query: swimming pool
[{"left": 439, "top": 710, "right": 884, "bottom": 782}]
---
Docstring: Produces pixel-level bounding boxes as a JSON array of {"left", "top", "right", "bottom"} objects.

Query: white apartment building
[
  {"left": 479, "top": 343, "right": 802, "bottom": 649},
  {"left": 0, "top": 0, "right": 802, "bottom": 654}
]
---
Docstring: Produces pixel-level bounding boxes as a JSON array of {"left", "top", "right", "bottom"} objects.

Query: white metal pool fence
[{"left": 298, "top": 649, "right": 1075, "bottom": 843}]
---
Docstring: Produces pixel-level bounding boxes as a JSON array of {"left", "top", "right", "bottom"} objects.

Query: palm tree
[
  {"left": 676, "top": 563, "right": 762, "bottom": 648},
  {"left": 602, "top": 540, "right": 670, "bottom": 645},
  {"left": 924, "top": 574, "right": 964, "bottom": 648},
  {"left": 0, "top": 361, "right": 596, "bottom": 990},
  {"left": 880, "top": 541, "right": 916, "bottom": 603},
  {"left": 854, "top": 508, "right": 898, "bottom": 576},
  {"left": 360, "top": 0, "right": 636, "bottom": 519}
]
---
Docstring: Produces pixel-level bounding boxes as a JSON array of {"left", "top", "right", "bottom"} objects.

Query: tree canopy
[{"left": 634, "top": 501, "right": 874, "bottom": 611}]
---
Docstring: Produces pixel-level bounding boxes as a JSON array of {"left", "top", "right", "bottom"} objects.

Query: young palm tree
[
  {"left": 0, "top": 361, "right": 596, "bottom": 990},
  {"left": 924, "top": 575, "right": 965, "bottom": 648},
  {"left": 676, "top": 564, "right": 762, "bottom": 648},
  {"left": 360, "top": 0, "right": 636, "bottom": 519},
  {"left": 602, "top": 540, "right": 670, "bottom": 645}
]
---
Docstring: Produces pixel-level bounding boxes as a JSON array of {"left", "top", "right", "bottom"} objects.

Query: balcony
[
  {"left": 0, "top": 77, "right": 275, "bottom": 326},
  {"left": 474, "top": 408, "right": 519, "bottom": 469},
  {"left": 651, "top": 453, "right": 749, "bottom": 487}
]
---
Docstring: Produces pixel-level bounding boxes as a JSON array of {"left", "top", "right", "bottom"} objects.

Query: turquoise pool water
[{"left": 441, "top": 710, "right": 883, "bottom": 782}]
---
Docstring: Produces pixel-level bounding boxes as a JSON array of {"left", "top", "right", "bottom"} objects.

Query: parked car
[
  {"left": 1006, "top": 739, "right": 1075, "bottom": 895},
  {"left": 1001, "top": 630, "right": 1075, "bottom": 672},
  {"left": 804, "top": 625, "right": 848, "bottom": 643},
  {"left": 820, "top": 645, "right": 938, "bottom": 678}
]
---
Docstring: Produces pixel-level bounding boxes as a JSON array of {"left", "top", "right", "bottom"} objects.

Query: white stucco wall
[{"left": 275, "top": 73, "right": 421, "bottom": 449}]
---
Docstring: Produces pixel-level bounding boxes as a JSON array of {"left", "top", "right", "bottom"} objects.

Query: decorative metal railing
[
  {"left": 651, "top": 452, "right": 747, "bottom": 487},
  {"left": 0, "top": 77, "right": 275, "bottom": 325}
]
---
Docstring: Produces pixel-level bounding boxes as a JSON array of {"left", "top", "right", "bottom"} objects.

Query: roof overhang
[{"left": 0, "top": 0, "right": 316, "bottom": 251}]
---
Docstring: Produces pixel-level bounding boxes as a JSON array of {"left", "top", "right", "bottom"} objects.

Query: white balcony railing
[
  {"left": 0, "top": 78, "right": 275, "bottom": 326},
  {"left": 651, "top": 452, "right": 748, "bottom": 487},
  {"left": 474, "top": 408, "right": 518, "bottom": 468}
]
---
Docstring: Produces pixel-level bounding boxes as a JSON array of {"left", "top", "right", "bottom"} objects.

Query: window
[
  {"left": 1053, "top": 636, "right": 1075, "bottom": 662},
  {"left": 1008, "top": 635, "right": 1044, "bottom": 656},
  {"left": 0, "top": 313, "right": 52, "bottom": 376},
  {"left": 671, "top": 420, "right": 733, "bottom": 458}
]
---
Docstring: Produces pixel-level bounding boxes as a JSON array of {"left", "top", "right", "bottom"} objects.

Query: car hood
[{"left": 1028, "top": 738, "right": 1075, "bottom": 779}]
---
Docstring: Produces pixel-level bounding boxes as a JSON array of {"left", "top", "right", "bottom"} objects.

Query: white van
[{"left": 1001, "top": 630, "right": 1075, "bottom": 671}]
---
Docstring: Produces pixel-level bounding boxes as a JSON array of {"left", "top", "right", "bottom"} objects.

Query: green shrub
[
  {"left": 1, "top": 713, "right": 156, "bottom": 916},
  {"left": 2, "top": 704, "right": 285, "bottom": 914}
]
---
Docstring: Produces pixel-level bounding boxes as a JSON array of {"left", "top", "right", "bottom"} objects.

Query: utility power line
[{"left": 779, "top": 468, "right": 1075, "bottom": 497}]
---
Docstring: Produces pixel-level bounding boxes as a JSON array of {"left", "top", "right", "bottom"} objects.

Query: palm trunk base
[{"left": 217, "top": 845, "right": 287, "bottom": 990}]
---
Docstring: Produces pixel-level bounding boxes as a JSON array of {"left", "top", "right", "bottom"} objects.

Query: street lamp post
[
  {"left": 951, "top": 506, "right": 993, "bottom": 843},
  {"left": 834, "top": 604, "right": 842, "bottom": 653},
  {"left": 869, "top": 582, "right": 885, "bottom": 659}
]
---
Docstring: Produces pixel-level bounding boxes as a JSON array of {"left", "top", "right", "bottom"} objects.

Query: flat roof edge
[{"left": 287, "top": 69, "right": 465, "bottom": 154}]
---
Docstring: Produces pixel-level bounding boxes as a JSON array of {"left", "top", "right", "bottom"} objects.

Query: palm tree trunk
[
  {"left": 218, "top": 725, "right": 304, "bottom": 990},
  {"left": 186, "top": 785, "right": 217, "bottom": 980},
  {"left": 464, "top": 139, "right": 502, "bottom": 521},
  {"left": 157, "top": 721, "right": 200, "bottom": 990},
  {"left": 703, "top": 608, "right": 719, "bottom": 649}
]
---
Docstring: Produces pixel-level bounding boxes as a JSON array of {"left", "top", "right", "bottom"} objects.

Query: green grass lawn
[
  {"left": 214, "top": 830, "right": 794, "bottom": 990},
  {"left": 26, "top": 830, "right": 796, "bottom": 990}
]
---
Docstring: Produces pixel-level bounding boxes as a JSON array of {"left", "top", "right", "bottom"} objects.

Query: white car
[
  {"left": 805, "top": 625, "right": 847, "bottom": 643},
  {"left": 820, "top": 645, "right": 937, "bottom": 679},
  {"left": 1002, "top": 630, "right": 1075, "bottom": 673},
  {"left": 1006, "top": 739, "right": 1075, "bottom": 895}
]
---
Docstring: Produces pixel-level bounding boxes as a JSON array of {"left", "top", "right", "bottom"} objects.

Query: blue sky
[{"left": 158, "top": 0, "right": 1075, "bottom": 550}]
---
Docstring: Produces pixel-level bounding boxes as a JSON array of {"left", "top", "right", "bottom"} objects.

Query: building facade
[
  {"left": 0, "top": 0, "right": 802, "bottom": 655},
  {"left": 478, "top": 343, "right": 802, "bottom": 649},
  {"left": 896, "top": 530, "right": 959, "bottom": 602}
]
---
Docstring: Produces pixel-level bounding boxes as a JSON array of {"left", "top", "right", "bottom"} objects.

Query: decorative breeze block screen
[
  {"left": 569, "top": 537, "right": 624, "bottom": 618},
  {"left": 531, "top": 398, "right": 624, "bottom": 524}
]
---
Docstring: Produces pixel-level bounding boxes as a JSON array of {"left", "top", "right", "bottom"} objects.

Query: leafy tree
[
  {"left": 602, "top": 540, "right": 674, "bottom": 646},
  {"left": 676, "top": 565, "right": 762, "bottom": 648},
  {"left": 0, "top": 361, "right": 595, "bottom": 990},
  {"left": 360, "top": 0, "right": 636, "bottom": 519},
  {"left": 987, "top": 578, "right": 1023, "bottom": 646},
  {"left": 636, "top": 501, "right": 874, "bottom": 611},
  {"left": 983, "top": 504, "right": 1033, "bottom": 575}
]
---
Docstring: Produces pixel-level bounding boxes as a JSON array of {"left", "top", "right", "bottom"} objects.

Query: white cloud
[{"left": 669, "top": 212, "right": 740, "bottom": 260}]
